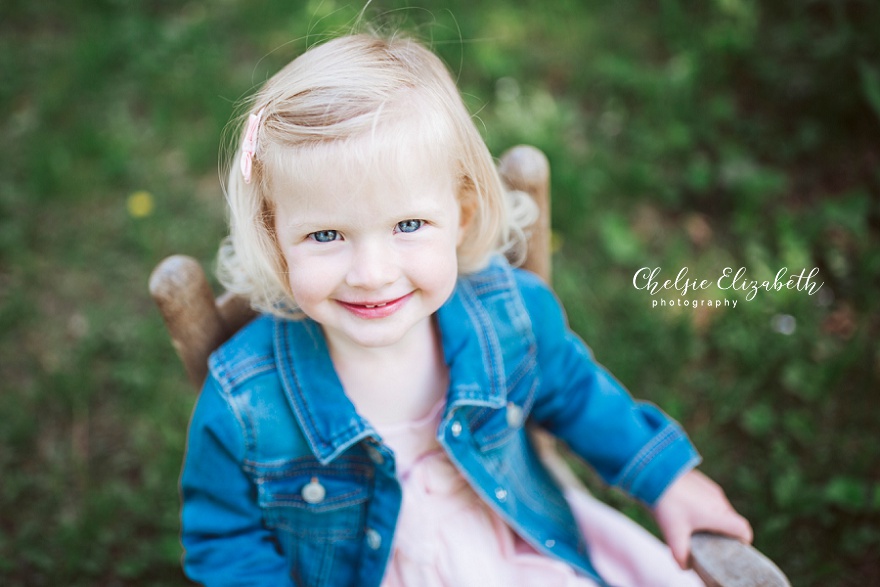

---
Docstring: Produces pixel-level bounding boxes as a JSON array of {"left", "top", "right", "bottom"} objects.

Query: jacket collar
[
  {"left": 274, "top": 256, "right": 518, "bottom": 464},
  {"left": 435, "top": 273, "right": 507, "bottom": 412},
  {"left": 274, "top": 318, "right": 376, "bottom": 465}
]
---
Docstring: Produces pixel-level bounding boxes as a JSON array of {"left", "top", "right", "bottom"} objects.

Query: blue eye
[
  {"left": 396, "top": 219, "right": 424, "bottom": 233},
  {"left": 310, "top": 230, "right": 340, "bottom": 243}
]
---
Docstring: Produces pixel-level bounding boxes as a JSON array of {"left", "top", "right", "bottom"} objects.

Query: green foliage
[{"left": 1, "top": 0, "right": 878, "bottom": 585}]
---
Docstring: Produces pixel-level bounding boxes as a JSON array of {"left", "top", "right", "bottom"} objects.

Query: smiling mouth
[{"left": 338, "top": 293, "right": 412, "bottom": 319}]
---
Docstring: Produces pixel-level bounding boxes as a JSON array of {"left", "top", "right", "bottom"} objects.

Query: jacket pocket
[{"left": 254, "top": 456, "right": 372, "bottom": 586}]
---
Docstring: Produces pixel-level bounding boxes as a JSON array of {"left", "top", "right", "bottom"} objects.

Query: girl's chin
[{"left": 324, "top": 313, "right": 436, "bottom": 352}]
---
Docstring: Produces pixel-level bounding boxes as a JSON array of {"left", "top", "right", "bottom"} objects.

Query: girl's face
[{"left": 272, "top": 143, "right": 464, "bottom": 355}]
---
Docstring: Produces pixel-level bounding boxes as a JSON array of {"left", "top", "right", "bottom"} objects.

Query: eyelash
[{"left": 307, "top": 220, "right": 425, "bottom": 243}]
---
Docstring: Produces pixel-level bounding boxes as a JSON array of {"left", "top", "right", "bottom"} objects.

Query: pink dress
[{"left": 376, "top": 401, "right": 704, "bottom": 587}]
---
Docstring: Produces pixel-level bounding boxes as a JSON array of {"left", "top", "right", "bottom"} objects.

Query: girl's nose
[{"left": 345, "top": 238, "right": 399, "bottom": 290}]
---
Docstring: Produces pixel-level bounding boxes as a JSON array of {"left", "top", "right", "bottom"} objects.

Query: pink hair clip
[{"left": 240, "top": 107, "right": 266, "bottom": 184}]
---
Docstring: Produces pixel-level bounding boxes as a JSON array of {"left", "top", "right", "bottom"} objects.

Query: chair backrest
[{"left": 149, "top": 144, "right": 790, "bottom": 587}]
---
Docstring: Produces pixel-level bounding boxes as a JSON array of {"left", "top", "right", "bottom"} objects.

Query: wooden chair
[{"left": 151, "top": 145, "right": 791, "bottom": 587}]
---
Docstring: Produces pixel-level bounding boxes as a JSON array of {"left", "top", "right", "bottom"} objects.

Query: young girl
[{"left": 180, "top": 33, "right": 752, "bottom": 587}]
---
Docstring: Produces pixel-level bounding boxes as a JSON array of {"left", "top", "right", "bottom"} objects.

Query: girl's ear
[{"left": 456, "top": 175, "right": 477, "bottom": 246}]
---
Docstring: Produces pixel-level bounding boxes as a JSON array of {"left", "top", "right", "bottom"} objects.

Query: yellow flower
[{"left": 127, "top": 191, "right": 155, "bottom": 218}]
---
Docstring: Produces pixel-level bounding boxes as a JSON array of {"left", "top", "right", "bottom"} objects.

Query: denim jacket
[{"left": 180, "top": 256, "right": 700, "bottom": 587}]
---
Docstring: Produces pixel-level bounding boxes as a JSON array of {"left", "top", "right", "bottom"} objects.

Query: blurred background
[{"left": 1, "top": 0, "right": 878, "bottom": 585}]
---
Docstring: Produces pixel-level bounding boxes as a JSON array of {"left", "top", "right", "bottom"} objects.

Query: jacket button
[
  {"left": 366, "top": 528, "right": 382, "bottom": 550},
  {"left": 450, "top": 421, "right": 463, "bottom": 437},
  {"left": 495, "top": 488, "right": 508, "bottom": 502},
  {"left": 506, "top": 403, "right": 523, "bottom": 427},
  {"left": 545, "top": 539, "right": 556, "bottom": 548},
  {"left": 365, "top": 444, "right": 385, "bottom": 465},
  {"left": 301, "top": 478, "right": 326, "bottom": 504}
]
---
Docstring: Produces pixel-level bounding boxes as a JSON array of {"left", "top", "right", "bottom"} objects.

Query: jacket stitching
[
  {"left": 618, "top": 424, "right": 678, "bottom": 492},
  {"left": 276, "top": 321, "right": 328, "bottom": 457}
]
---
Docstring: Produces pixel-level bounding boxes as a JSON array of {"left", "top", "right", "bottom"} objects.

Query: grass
[{"left": 1, "top": 1, "right": 878, "bottom": 585}]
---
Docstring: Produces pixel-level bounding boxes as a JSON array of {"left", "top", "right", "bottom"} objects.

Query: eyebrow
[{"left": 279, "top": 218, "right": 345, "bottom": 233}]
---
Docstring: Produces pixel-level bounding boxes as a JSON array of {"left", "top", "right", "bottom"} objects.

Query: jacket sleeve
[
  {"left": 180, "top": 377, "right": 296, "bottom": 586},
  {"left": 517, "top": 270, "right": 701, "bottom": 506}
]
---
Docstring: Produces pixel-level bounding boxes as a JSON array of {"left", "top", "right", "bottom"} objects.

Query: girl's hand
[{"left": 652, "top": 469, "right": 753, "bottom": 569}]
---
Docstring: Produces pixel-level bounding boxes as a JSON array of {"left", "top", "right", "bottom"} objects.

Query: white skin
[
  {"left": 272, "top": 140, "right": 465, "bottom": 425},
  {"left": 270, "top": 136, "right": 752, "bottom": 566},
  {"left": 654, "top": 470, "right": 754, "bottom": 568}
]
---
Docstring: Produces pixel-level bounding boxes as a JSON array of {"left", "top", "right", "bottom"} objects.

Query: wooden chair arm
[{"left": 692, "top": 532, "right": 791, "bottom": 587}]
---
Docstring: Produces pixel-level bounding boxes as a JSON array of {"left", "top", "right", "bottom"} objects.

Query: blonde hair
[{"left": 218, "top": 33, "right": 536, "bottom": 317}]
